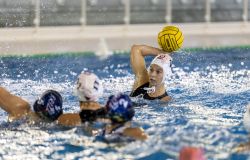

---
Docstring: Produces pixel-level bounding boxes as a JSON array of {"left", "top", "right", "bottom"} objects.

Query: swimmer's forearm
[
  {"left": 57, "top": 113, "right": 81, "bottom": 126},
  {"left": 0, "top": 87, "right": 30, "bottom": 118},
  {"left": 130, "top": 45, "right": 151, "bottom": 85},
  {"left": 123, "top": 127, "right": 148, "bottom": 140},
  {"left": 131, "top": 44, "right": 167, "bottom": 57}
]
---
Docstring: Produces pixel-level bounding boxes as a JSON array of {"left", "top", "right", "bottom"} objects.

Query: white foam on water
[{"left": 170, "top": 66, "right": 250, "bottom": 95}]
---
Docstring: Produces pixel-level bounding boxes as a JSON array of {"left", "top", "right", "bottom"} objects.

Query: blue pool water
[{"left": 0, "top": 47, "right": 250, "bottom": 159}]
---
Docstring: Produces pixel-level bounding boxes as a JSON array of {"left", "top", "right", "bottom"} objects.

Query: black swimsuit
[{"left": 130, "top": 82, "right": 169, "bottom": 100}]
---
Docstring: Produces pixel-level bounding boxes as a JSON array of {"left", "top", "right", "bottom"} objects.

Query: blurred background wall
[{"left": 0, "top": 0, "right": 249, "bottom": 55}]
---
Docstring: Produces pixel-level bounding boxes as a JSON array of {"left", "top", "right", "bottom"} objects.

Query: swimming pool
[{"left": 0, "top": 47, "right": 250, "bottom": 159}]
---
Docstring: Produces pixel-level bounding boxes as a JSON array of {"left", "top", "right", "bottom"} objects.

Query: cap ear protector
[
  {"left": 33, "top": 90, "right": 63, "bottom": 121},
  {"left": 73, "top": 72, "right": 103, "bottom": 102},
  {"left": 105, "top": 93, "right": 134, "bottom": 124}
]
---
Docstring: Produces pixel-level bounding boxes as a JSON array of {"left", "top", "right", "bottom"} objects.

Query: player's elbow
[{"left": 131, "top": 45, "right": 142, "bottom": 55}]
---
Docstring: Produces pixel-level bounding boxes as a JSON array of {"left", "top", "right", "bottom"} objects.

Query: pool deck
[{"left": 0, "top": 22, "right": 250, "bottom": 55}]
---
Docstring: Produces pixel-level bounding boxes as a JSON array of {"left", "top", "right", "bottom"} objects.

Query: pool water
[{"left": 0, "top": 47, "right": 250, "bottom": 159}]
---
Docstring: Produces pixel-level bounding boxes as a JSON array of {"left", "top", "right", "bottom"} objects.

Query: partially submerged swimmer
[
  {"left": 0, "top": 72, "right": 103, "bottom": 126},
  {"left": 0, "top": 87, "right": 63, "bottom": 123},
  {"left": 56, "top": 72, "right": 148, "bottom": 141},
  {"left": 57, "top": 71, "right": 104, "bottom": 126},
  {"left": 100, "top": 93, "right": 148, "bottom": 141},
  {"left": 130, "top": 45, "right": 172, "bottom": 102},
  {"left": 58, "top": 91, "right": 147, "bottom": 140}
]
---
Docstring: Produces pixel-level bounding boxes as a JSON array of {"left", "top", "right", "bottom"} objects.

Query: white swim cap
[
  {"left": 243, "top": 105, "right": 250, "bottom": 132},
  {"left": 149, "top": 54, "right": 173, "bottom": 83},
  {"left": 73, "top": 72, "right": 103, "bottom": 102}
]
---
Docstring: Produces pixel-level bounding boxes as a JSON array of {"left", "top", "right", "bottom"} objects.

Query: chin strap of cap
[{"left": 143, "top": 86, "right": 156, "bottom": 94}]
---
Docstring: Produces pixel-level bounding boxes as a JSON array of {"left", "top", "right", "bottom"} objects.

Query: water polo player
[
  {"left": 57, "top": 71, "right": 105, "bottom": 126},
  {"left": 100, "top": 93, "right": 148, "bottom": 141},
  {"left": 130, "top": 45, "right": 172, "bottom": 101},
  {"left": 0, "top": 87, "right": 63, "bottom": 123}
]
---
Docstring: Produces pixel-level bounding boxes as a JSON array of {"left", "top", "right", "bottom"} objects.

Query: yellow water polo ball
[{"left": 158, "top": 25, "right": 184, "bottom": 52}]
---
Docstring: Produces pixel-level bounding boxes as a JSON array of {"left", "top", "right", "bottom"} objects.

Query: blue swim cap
[
  {"left": 106, "top": 93, "right": 134, "bottom": 123},
  {"left": 33, "top": 90, "right": 63, "bottom": 121}
]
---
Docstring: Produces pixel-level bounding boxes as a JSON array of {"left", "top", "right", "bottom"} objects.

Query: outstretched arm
[
  {"left": 57, "top": 113, "right": 81, "bottom": 126},
  {"left": 0, "top": 87, "right": 31, "bottom": 120},
  {"left": 57, "top": 101, "right": 103, "bottom": 126},
  {"left": 123, "top": 127, "right": 148, "bottom": 140},
  {"left": 130, "top": 45, "right": 167, "bottom": 90}
]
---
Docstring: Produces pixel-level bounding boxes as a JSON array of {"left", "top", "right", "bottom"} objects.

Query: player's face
[{"left": 148, "top": 64, "right": 164, "bottom": 86}]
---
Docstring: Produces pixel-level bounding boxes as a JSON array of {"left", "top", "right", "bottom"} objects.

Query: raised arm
[
  {"left": 130, "top": 45, "right": 166, "bottom": 90},
  {"left": 0, "top": 87, "right": 31, "bottom": 120}
]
